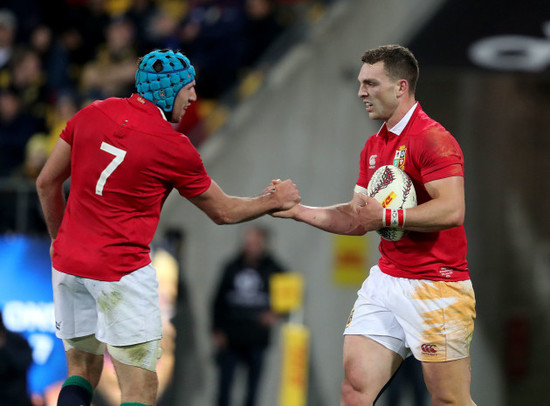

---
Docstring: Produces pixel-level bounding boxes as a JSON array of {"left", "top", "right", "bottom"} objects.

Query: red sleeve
[
  {"left": 59, "top": 115, "right": 76, "bottom": 145},
  {"left": 356, "top": 141, "right": 371, "bottom": 189},
  {"left": 170, "top": 139, "right": 212, "bottom": 198},
  {"left": 419, "top": 127, "right": 464, "bottom": 183}
]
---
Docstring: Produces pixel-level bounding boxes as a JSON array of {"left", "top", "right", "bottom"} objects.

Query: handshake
[{"left": 261, "top": 178, "right": 301, "bottom": 218}]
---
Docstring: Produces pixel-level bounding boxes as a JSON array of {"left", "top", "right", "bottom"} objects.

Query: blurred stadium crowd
[{"left": 0, "top": 0, "right": 330, "bottom": 234}]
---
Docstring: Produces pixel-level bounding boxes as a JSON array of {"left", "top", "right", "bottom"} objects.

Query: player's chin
[
  {"left": 171, "top": 110, "right": 184, "bottom": 124},
  {"left": 367, "top": 111, "right": 380, "bottom": 120}
]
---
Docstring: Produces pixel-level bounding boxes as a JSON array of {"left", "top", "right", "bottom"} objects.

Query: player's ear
[{"left": 396, "top": 79, "right": 408, "bottom": 97}]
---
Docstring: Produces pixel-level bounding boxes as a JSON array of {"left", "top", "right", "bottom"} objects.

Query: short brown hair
[{"left": 361, "top": 45, "right": 419, "bottom": 94}]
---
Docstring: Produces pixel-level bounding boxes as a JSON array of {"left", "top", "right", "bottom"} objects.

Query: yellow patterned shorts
[{"left": 344, "top": 266, "right": 476, "bottom": 362}]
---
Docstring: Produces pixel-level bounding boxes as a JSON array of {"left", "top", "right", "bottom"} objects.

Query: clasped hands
[{"left": 261, "top": 178, "right": 301, "bottom": 213}]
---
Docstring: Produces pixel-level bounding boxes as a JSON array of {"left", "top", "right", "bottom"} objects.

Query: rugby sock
[
  {"left": 57, "top": 375, "right": 93, "bottom": 406},
  {"left": 120, "top": 403, "right": 150, "bottom": 406}
]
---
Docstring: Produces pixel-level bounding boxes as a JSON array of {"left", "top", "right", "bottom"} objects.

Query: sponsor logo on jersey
[
  {"left": 439, "top": 267, "right": 455, "bottom": 278},
  {"left": 393, "top": 146, "right": 407, "bottom": 170},
  {"left": 421, "top": 343, "right": 438, "bottom": 355},
  {"left": 381, "top": 191, "right": 397, "bottom": 208},
  {"left": 369, "top": 154, "right": 377, "bottom": 168}
]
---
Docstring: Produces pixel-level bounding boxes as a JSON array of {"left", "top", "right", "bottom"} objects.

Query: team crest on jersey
[{"left": 393, "top": 146, "right": 407, "bottom": 170}]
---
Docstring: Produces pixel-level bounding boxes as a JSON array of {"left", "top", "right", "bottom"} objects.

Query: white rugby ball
[{"left": 366, "top": 165, "right": 417, "bottom": 241}]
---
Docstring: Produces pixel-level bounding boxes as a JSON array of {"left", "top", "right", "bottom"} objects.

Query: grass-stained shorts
[
  {"left": 344, "top": 266, "right": 476, "bottom": 362},
  {"left": 52, "top": 264, "right": 162, "bottom": 347}
]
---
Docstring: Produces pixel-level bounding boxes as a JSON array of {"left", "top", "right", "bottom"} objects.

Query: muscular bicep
[
  {"left": 404, "top": 176, "right": 465, "bottom": 231},
  {"left": 424, "top": 176, "right": 464, "bottom": 208}
]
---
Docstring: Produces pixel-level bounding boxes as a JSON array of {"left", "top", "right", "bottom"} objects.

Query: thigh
[
  {"left": 422, "top": 357, "right": 473, "bottom": 405},
  {"left": 344, "top": 266, "right": 410, "bottom": 359},
  {"left": 52, "top": 268, "right": 98, "bottom": 339},
  {"left": 85, "top": 264, "right": 162, "bottom": 346},
  {"left": 342, "top": 335, "right": 402, "bottom": 404}
]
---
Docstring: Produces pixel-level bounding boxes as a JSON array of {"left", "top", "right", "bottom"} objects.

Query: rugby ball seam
[{"left": 368, "top": 166, "right": 395, "bottom": 197}]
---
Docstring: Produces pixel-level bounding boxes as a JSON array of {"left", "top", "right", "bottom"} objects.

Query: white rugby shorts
[
  {"left": 344, "top": 265, "right": 476, "bottom": 362},
  {"left": 52, "top": 264, "right": 162, "bottom": 346}
]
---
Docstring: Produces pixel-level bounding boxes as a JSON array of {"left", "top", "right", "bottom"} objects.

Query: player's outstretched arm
[
  {"left": 188, "top": 179, "right": 301, "bottom": 225},
  {"left": 271, "top": 192, "right": 369, "bottom": 236}
]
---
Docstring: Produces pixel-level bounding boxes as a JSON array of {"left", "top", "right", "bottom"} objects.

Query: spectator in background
[
  {"left": 10, "top": 47, "right": 49, "bottom": 123},
  {"left": 0, "top": 0, "right": 41, "bottom": 43},
  {"left": 80, "top": 17, "right": 137, "bottom": 100},
  {"left": 145, "top": 6, "right": 182, "bottom": 52},
  {"left": 180, "top": 0, "right": 248, "bottom": 99},
  {"left": 211, "top": 225, "right": 286, "bottom": 406},
  {"left": 29, "top": 24, "right": 73, "bottom": 98},
  {"left": 0, "top": 88, "right": 41, "bottom": 177},
  {"left": 24, "top": 91, "right": 79, "bottom": 179},
  {"left": 60, "top": 0, "right": 111, "bottom": 67},
  {"left": 0, "top": 9, "right": 17, "bottom": 89},
  {"left": 0, "top": 310, "right": 34, "bottom": 406},
  {"left": 0, "top": 86, "right": 44, "bottom": 232},
  {"left": 124, "top": 0, "right": 162, "bottom": 55},
  {"left": 244, "top": 0, "right": 284, "bottom": 67}
]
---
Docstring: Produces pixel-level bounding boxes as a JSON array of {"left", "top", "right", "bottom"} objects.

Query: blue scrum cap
[{"left": 135, "top": 49, "right": 196, "bottom": 112}]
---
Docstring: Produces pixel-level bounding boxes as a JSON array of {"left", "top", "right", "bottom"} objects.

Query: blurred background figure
[
  {"left": 211, "top": 225, "right": 286, "bottom": 406},
  {"left": 243, "top": 0, "right": 284, "bottom": 68},
  {"left": 0, "top": 310, "right": 33, "bottom": 406},
  {"left": 180, "top": 0, "right": 247, "bottom": 100},
  {"left": 29, "top": 24, "right": 72, "bottom": 98},
  {"left": 0, "top": 88, "right": 41, "bottom": 177},
  {"left": 0, "top": 9, "right": 17, "bottom": 86},
  {"left": 9, "top": 47, "right": 48, "bottom": 125},
  {"left": 24, "top": 91, "right": 79, "bottom": 179},
  {"left": 80, "top": 16, "right": 137, "bottom": 100}
]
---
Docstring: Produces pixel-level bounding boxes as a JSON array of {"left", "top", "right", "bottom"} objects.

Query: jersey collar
[
  {"left": 376, "top": 102, "right": 418, "bottom": 137},
  {"left": 129, "top": 94, "right": 168, "bottom": 121}
]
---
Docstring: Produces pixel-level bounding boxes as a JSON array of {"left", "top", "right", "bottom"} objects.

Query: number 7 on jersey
[{"left": 95, "top": 142, "right": 127, "bottom": 196}]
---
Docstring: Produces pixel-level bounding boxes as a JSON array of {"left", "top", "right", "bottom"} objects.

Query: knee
[{"left": 340, "top": 378, "right": 375, "bottom": 406}]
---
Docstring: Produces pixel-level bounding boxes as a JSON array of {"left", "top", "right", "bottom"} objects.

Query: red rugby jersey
[
  {"left": 356, "top": 104, "right": 469, "bottom": 281},
  {"left": 52, "top": 94, "right": 212, "bottom": 281}
]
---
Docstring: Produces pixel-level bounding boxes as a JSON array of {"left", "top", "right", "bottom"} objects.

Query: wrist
[{"left": 382, "top": 209, "right": 406, "bottom": 228}]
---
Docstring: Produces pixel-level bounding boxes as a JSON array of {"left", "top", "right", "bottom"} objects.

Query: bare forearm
[
  {"left": 404, "top": 199, "right": 464, "bottom": 232},
  {"left": 292, "top": 204, "right": 366, "bottom": 235},
  {"left": 37, "top": 185, "right": 66, "bottom": 240},
  {"left": 212, "top": 193, "right": 282, "bottom": 225},
  {"left": 190, "top": 179, "right": 300, "bottom": 225}
]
